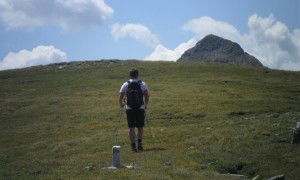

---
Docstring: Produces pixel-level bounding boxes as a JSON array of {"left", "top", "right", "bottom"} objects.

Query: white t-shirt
[{"left": 120, "top": 79, "right": 148, "bottom": 109}]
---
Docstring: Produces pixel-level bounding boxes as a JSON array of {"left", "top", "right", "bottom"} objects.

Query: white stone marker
[
  {"left": 103, "top": 146, "right": 134, "bottom": 169},
  {"left": 112, "top": 146, "right": 121, "bottom": 167}
]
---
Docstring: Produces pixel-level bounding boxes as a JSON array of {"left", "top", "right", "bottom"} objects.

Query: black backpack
[{"left": 126, "top": 80, "right": 144, "bottom": 109}]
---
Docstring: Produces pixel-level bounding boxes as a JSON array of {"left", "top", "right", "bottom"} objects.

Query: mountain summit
[{"left": 177, "top": 34, "right": 263, "bottom": 67}]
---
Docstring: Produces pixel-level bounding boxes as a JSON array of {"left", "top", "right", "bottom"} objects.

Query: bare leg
[
  {"left": 137, "top": 127, "right": 143, "bottom": 140},
  {"left": 137, "top": 127, "right": 144, "bottom": 150},
  {"left": 129, "top": 128, "right": 135, "bottom": 144}
]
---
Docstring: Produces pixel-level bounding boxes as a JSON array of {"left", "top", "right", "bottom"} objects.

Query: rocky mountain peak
[{"left": 177, "top": 34, "right": 263, "bottom": 67}]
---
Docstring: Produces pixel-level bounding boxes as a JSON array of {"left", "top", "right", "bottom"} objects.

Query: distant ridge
[{"left": 177, "top": 34, "right": 263, "bottom": 67}]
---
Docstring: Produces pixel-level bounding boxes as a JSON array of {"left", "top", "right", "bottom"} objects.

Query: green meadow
[{"left": 1, "top": 60, "right": 300, "bottom": 179}]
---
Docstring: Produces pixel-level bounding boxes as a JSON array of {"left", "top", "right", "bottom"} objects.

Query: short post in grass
[
  {"left": 112, "top": 146, "right": 121, "bottom": 167},
  {"left": 291, "top": 122, "right": 300, "bottom": 144}
]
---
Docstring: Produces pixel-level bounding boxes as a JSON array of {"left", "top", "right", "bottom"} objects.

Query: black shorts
[{"left": 126, "top": 109, "right": 145, "bottom": 128}]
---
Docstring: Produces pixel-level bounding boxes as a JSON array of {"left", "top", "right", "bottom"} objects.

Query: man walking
[{"left": 119, "top": 68, "right": 149, "bottom": 152}]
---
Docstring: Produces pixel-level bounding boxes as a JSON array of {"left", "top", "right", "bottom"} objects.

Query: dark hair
[{"left": 129, "top": 68, "right": 139, "bottom": 79}]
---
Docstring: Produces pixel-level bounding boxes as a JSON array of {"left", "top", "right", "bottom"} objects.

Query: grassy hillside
[{"left": 1, "top": 60, "right": 300, "bottom": 179}]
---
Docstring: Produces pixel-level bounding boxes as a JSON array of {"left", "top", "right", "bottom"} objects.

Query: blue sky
[{"left": 0, "top": 0, "right": 299, "bottom": 71}]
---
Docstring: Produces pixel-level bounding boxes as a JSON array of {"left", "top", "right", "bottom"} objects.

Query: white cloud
[
  {"left": 182, "top": 16, "right": 241, "bottom": 41},
  {"left": 0, "top": 0, "right": 113, "bottom": 31},
  {"left": 145, "top": 39, "right": 196, "bottom": 61},
  {"left": 111, "top": 23, "right": 160, "bottom": 48},
  {"left": 0, "top": 45, "right": 67, "bottom": 70},
  {"left": 146, "top": 14, "right": 300, "bottom": 71},
  {"left": 244, "top": 14, "right": 300, "bottom": 71}
]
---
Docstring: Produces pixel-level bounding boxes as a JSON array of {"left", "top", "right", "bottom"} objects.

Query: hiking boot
[
  {"left": 131, "top": 143, "right": 138, "bottom": 152},
  {"left": 137, "top": 143, "right": 143, "bottom": 151}
]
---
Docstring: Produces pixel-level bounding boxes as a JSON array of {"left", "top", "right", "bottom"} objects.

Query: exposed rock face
[{"left": 177, "top": 34, "right": 263, "bottom": 67}]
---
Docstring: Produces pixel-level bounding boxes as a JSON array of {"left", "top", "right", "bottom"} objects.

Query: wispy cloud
[
  {"left": 146, "top": 14, "right": 300, "bottom": 71},
  {"left": 182, "top": 16, "right": 241, "bottom": 41},
  {"left": 0, "top": 0, "right": 113, "bottom": 31},
  {"left": 0, "top": 45, "right": 67, "bottom": 70},
  {"left": 111, "top": 23, "right": 160, "bottom": 48}
]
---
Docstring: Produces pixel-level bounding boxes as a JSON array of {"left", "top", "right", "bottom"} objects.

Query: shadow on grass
[{"left": 143, "top": 147, "right": 166, "bottom": 152}]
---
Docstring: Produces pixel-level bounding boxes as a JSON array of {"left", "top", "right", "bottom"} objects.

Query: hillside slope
[{"left": 0, "top": 60, "right": 300, "bottom": 179}]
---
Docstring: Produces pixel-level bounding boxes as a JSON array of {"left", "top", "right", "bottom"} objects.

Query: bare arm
[
  {"left": 119, "top": 92, "right": 125, "bottom": 107},
  {"left": 144, "top": 90, "right": 149, "bottom": 109}
]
